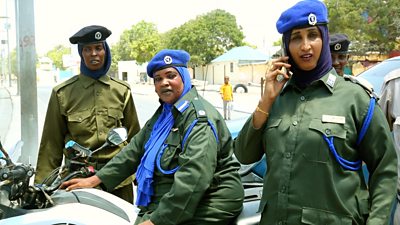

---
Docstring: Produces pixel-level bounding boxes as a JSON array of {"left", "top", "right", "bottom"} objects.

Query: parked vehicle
[{"left": 356, "top": 56, "right": 400, "bottom": 96}]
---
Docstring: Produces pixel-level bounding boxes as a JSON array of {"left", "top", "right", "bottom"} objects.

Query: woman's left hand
[{"left": 59, "top": 175, "right": 101, "bottom": 191}]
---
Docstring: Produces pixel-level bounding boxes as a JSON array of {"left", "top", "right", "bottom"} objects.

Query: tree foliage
[
  {"left": 45, "top": 45, "right": 70, "bottom": 69},
  {"left": 326, "top": 0, "right": 400, "bottom": 55},
  {"left": 112, "top": 21, "right": 162, "bottom": 64},
  {"left": 163, "top": 9, "right": 245, "bottom": 66}
]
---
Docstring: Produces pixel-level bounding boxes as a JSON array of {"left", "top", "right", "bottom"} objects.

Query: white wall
[{"left": 118, "top": 61, "right": 147, "bottom": 84}]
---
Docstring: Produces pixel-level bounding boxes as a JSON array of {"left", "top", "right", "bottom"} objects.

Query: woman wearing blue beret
[
  {"left": 234, "top": 0, "right": 397, "bottom": 224},
  {"left": 61, "top": 49, "right": 244, "bottom": 224}
]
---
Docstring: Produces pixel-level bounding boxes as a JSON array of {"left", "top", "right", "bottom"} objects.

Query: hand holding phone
[{"left": 277, "top": 41, "right": 292, "bottom": 82}]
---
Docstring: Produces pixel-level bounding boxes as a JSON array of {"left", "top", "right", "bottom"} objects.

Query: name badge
[{"left": 322, "top": 115, "right": 345, "bottom": 124}]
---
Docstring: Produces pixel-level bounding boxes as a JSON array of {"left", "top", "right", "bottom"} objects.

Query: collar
[
  {"left": 318, "top": 68, "right": 339, "bottom": 94},
  {"left": 79, "top": 73, "right": 110, "bottom": 88},
  {"left": 281, "top": 68, "right": 338, "bottom": 95},
  {"left": 173, "top": 86, "right": 197, "bottom": 113}
]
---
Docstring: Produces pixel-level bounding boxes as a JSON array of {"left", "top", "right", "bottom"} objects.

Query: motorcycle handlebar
[
  {"left": 65, "top": 140, "right": 92, "bottom": 160},
  {"left": 0, "top": 164, "right": 34, "bottom": 181}
]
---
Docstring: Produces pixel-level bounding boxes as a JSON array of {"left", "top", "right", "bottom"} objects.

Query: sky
[{"left": 1, "top": 0, "right": 301, "bottom": 56}]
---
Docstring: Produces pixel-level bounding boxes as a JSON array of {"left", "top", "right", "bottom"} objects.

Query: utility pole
[
  {"left": 5, "top": 0, "right": 11, "bottom": 87},
  {"left": 15, "top": 0, "right": 38, "bottom": 166}
]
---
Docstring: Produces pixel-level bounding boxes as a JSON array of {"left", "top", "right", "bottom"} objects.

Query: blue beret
[
  {"left": 69, "top": 25, "right": 111, "bottom": 44},
  {"left": 276, "top": 0, "right": 329, "bottom": 34},
  {"left": 147, "top": 49, "right": 190, "bottom": 77},
  {"left": 329, "top": 33, "right": 350, "bottom": 53}
]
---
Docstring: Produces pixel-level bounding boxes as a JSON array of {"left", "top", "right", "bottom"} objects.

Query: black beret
[
  {"left": 329, "top": 34, "right": 350, "bottom": 53},
  {"left": 276, "top": 0, "right": 329, "bottom": 34},
  {"left": 147, "top": 49, "right": 190, "bottom": 77},
  {"left": 69, "top": 25, "right": 111, "bottom": 45},
  {"left": 329, "top": 33, "right": 350, "bottom": 53}
]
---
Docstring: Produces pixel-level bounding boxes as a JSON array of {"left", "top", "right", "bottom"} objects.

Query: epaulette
[
  {"left": 343, "top": 75, "right": 378, "bottom": 98},
  {"left": 53, "top": 75, "right": 79, "bottom": 92},
  {"left": 383, "top": 68, "right": 400, "bottom": 83},
  {"left": 110, "top": 77, "right": 131, "bottom": 89},
  {"left": 191, "top": 97, "right": 208, "bottom": 123}
]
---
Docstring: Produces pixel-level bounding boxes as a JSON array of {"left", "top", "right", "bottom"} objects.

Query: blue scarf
[
  {"left": 283, "top": 25, "right": 332, "bottom": 87},
  {"left": 135, "top": 66, "right": 191, "bottom": 206},
  {"left": 78, "top": 41, "right": 111, "bottom": 80}
]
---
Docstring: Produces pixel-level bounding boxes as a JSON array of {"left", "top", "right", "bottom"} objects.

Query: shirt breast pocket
[
  {"left": 105, "top": 108, "right": 124, "bottom": 128},
  {"left": 264, "top": 118, "right": 282, "bottom": 155},
  {"left": 306, "top": 119, "right": 347, "bottom": 164},
  {"left": 67, "top": 110, "right": 93, "bottom": 136},
  {"left": 157, "top": 129, "right": 182, "bottom": 175}
]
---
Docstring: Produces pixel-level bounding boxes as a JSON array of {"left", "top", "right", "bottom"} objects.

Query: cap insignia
[
  {"left": 95, "top": 31, "right": 102, "bottom": 40},
  {"left": 308, "top": 13, "right": 317, "bottom": 25},
  {"left": 334, "top": 43, "right": 342, "bottom": 51},
  {"left": 164, "top": 55, "right": 172, "bottom": 64}
]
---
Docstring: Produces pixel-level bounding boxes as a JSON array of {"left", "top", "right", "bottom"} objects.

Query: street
[{"left": 0, "top": 81, "right": 261, "bottom": 167}]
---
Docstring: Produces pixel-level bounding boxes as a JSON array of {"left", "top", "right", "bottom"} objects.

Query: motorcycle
[
  {"left": 0, "top": 126, "right": 264, "bottom": 225},
  {"left": 0, "top": 127, "right": 139, "bottom": 225},
  {"left": 233, "top": 156, "right": 264, "bottom": 225}
]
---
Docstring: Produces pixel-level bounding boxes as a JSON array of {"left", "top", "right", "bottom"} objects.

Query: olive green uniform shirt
[
  {"left": 234, "top": 70, "right": 397, "bottom": 225},
  {"left": 97, "top": 87, "right": 244, "bottom": 225},
  {"left": 35, "top": 74, "right": 140, "bottom": 186}
]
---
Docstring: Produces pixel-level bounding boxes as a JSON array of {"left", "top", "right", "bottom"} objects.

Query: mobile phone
[
  {"left": 281, "top": 40, "right": 287, "bottom": 57},
  {"left": 277, "top": 41, "right": 291, "bottom": 82}
]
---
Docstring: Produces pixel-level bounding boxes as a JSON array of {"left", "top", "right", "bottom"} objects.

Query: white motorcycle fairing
[{"left": 0, "top": 188, "right": 139, "bottom": 225}]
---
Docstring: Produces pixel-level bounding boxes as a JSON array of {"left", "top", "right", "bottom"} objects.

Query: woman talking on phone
[{"left": 233, "top": 0, "right": 397, "bottom": 224}]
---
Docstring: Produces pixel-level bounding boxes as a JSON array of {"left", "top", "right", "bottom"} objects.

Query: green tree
[
  {"left": 113, "top": 20, "right": 162, "bottom": 64},
  {"left": 45, "top": 45, "right": 71, "bottom": 69},
  {"left": 326, "top": 0, "right": 400, "bottom": 55},
  {"left": 164, "top": 9, "right": 245, "bottom": 66}
]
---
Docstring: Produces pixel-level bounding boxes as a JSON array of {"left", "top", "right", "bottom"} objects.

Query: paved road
[{"left": 0, "top": 81, "right": 261, "bottom": 165}]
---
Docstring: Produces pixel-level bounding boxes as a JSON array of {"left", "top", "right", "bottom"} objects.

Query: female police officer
[
  {"left": 35, "top": 25, "right": 141, "bottom": 203},
  {"left": 234, "top": 0, "right": 397, "bottom": 224},
  {"left": 61, "top": 49, "right": 244, "bottom": 225}
]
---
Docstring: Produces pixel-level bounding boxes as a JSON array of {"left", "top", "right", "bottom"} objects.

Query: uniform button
[
  {"left": 292, "top": 121, "right": 298, "bottom": 126},
  {"left": 285, "top": 152, "right": 291, "bottom": 158},
  {"left": 325, "top": 129, "right": 331, "bottom": 135},
  {"left": 281, "top": 186, "right": 287, "bottom": 193},
  {"left": 300, "top": 96, "right": 305, "bottom": 101},
  {"left": 78, "top": 117, "right": 82, "bottom": 122},
  {"left": 278, "top": 221, "right": 283, "bottom": 225},
  {"left": 96, "top": 91, "right": 101, "bottom": 96}
]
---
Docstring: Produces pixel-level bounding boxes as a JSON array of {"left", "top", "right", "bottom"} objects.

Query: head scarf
[
  {"left": 135, "top": 66, "right": 191, "bottom": 207},
  {"left": 78, "top": 41, "right": 111, "bottom": 79},
  {"left": 283, "top": 25, "right": 332, "bottom": 87}
]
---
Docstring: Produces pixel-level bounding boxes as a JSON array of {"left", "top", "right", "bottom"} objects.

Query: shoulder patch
[
  {"left": 343, "top": 75, "right": 377, "bottom": 98},
  {"left": 110, "top": 77, "right": 131, "bottom": 89},
  {"left": 53, "top": 75, "right": 79, "bottom": 92}
]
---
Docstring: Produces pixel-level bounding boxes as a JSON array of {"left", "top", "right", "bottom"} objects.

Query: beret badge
[
  {"left": 95, "top": 31, "right": 102, "bottom": 40},
  {"left": 164, "top": 56, "right": 173, "bottom": 64},
  {"left": 308, "top": 13, "right": 317, "bottom": 26},
  {"left": 334, "top": 43, "right": 342, "bottom": 51}
]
